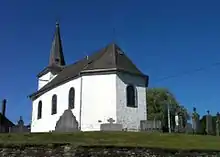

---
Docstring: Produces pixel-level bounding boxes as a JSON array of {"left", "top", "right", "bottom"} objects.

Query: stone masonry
[{"left": 0, "top": 145, "right": 219, "bottom": 157}]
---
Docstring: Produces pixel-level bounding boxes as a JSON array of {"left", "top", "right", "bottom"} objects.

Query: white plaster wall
[
  {"left": 80, "top": 74, "right": 117, "bottom": 131},
  {"left": 32, "top": 72, "right": 146, "bottom": 133},
  {"left": 116, "top": 72, "right": 147, "bottom": 131},
  {"left": 38, "top": 72, "right": 57, "bottom": 90},
  {"left": 31, "top": 73, "right": 117, "bottom": 132},
  {"left": 31, "top": 77, "right": 81, "bottom": 132}
]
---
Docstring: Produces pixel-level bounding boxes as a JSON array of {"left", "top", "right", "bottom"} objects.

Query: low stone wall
[{"left": 0, "top": 144, "right": 219, "bottom": 157}]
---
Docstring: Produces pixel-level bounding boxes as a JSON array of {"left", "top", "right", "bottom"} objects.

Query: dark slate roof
[
  {"left": 37, "top": 65, "right": 64, "bottom": 78},
  {"left": 0, "top": 113, "right": 15, "bottom": 127},
  {"left": 38, "top": 22, "right": 65, "bottom": 78},
  {"left": 29, "top": 43, "right": 148, "bottom": 100},
  {"left": 49, "top": 22, "right": 65, "bottom": 67}
]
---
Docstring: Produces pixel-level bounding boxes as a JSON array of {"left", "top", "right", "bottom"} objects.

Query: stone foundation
[{"left": 0, "top": 144, "right": 219, "bottom": 157}]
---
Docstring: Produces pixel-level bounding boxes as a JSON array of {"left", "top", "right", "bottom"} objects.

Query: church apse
[{"left": 116, "top": 72, "right": 147, "bottom": 131}]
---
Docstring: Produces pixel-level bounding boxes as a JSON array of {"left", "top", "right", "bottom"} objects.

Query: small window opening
[
  {"left": 37, "top": 101, "right": 42, "bottom": 119},
  {"left": 126, "top": 85, "right": 138, "bottom": 108},
  {"left": 51, "top": 94, "right": 57, "bottom": 115},
  {"left": 68, "top": 87, "right": 75, "bottom": 109},
  {"left": 55, "top": 58, "right": 59, "bottom": 63}
]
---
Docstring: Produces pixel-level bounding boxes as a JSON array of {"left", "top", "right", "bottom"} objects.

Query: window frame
[
  {"left": 126, "top": 84, "right": 138, "bottom": 108},
  {"left": 51, "top": 94, "right": 57, "bottom": 115},
  {"left": 37, "top": 101, "right": 42, "bottom": 119},
  {"left": 68, "top": 87, "right": 75, "bottom": 109}
]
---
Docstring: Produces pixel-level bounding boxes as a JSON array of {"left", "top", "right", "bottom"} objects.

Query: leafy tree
[{"left": 147, "top": 88, "right": 190, "bottom": 131}]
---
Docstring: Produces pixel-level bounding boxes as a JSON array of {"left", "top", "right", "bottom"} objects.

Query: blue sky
[{"left": 0, "top": 0, "right": 220, "bottom": 124}]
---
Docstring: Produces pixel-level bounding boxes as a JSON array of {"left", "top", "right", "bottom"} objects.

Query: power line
[{"left": 154, "top": 61, "right": 220, "bottom": 83}]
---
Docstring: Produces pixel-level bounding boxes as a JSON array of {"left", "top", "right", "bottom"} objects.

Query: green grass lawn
[{"left": 0, "top": 132, "right": 220, "bottom": 150}]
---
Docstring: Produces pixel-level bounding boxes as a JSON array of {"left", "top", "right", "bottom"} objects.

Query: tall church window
[
  {"left": 37, "top": 101, "right": 42, "bottom": 119},
  {"left": 126, "top": 85, "right": 138, "bottom": 108},
  {"left": 68, "top": 87, "right": 75, "bottom": 109},
  {"left": 51, "top": 94, "right": 57, "bottom": 115}
]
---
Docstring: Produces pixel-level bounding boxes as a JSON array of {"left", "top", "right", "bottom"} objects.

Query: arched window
[
  {"left": 51, "top": 94, "right": 57, "bottom": 115},
  {"left": 126, "top": 85, "right": 137, "bottom": 108},
  {"left": 68, "top": 87, "right": 75, "bottom": 109},
  {"left": 37, "top": 101, "right": 42, "bottom": 119}
]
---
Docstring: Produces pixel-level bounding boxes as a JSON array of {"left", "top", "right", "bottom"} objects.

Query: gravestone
[
  {"left": 192, "top": 108, "right": 200, "bottom": 134},
  {"left": 55, "top": 109, "right": 79, "bottom": 132},
  {"left": 10, "top": 116, "right": 30, "bottom": 133},
  {"left": 179, "top": 113, "right": 184, "bottom": 132},
  {"left": 140, "top": 120, "right": 162, "bottom": 132},
  {"left": 108, "top": 118, "right": 115, "bottom": 123},
  {"left": 185, "top": 123, "right": 193, "bottom": 134},
  {"left": 175, "top": 112, "right": 184, "bottom": 133},
  {"left": 100, "top": 118, "right": 123, "bottom": 131},
  {"left": 206, "top": 110, "right": 213, "bottom": 135}
]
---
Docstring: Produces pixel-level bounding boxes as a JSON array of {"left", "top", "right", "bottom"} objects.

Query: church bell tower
[{"left": 37, "top": 22, "right": 66, "bottom": 90}]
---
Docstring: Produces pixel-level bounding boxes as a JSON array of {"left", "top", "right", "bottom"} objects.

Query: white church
[{"left": 29, "top": 22, "right": 149, "bottom": 132}]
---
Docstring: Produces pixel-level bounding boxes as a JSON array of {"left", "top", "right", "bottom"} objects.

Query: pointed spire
[{"left": 49, "top": 22, "right": 66, "bottom": 67}]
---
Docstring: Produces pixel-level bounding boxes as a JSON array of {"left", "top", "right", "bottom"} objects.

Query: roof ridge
[
  {"left": 67, "top": 43, "right": 109, "bottom": 66},
  {"left": 30, "top": 43, "right": 147, "bottom": 100},
  {"left": 82, "top": 46, "right": 109, "bottom": 71},
  {"left": 112, "top": 43, "right": 117, "bottom": 67}
]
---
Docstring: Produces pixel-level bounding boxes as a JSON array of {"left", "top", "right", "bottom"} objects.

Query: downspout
[{"left": 79, "top": 75, "right": 83, "bottom": 131}]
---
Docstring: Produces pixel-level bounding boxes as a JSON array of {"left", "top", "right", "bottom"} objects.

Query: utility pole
[
  {"left": 216, "top": 112, "right": 220, "bottom": 136},
  {"left": 167, "top": 103, "right": 171, "bottom": 133}
]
